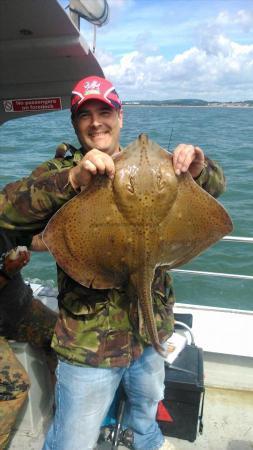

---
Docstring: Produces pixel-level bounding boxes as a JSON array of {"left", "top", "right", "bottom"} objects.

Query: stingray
[{"left": 43, "top": 134, "right": 233, "bottom": 357}]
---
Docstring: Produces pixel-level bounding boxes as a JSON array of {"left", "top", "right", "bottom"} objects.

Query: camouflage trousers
[{"left": 0, "top": 298, "right": 57, "bottom": 450}]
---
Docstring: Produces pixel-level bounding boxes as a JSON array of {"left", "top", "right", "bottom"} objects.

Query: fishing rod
[
  {"left": 167, "top": 113, "right": 176, "bottom": 151},
  {"left": 167, "top": 126, "right": 174, "bottom": 151}
]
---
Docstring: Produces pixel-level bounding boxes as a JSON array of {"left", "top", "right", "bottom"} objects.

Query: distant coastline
[{"left": 122, "top": 99, "right": 253, "bottom": 108}]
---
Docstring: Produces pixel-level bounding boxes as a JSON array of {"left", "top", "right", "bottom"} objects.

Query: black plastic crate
[{"left": 157, "top": 344, "right": 205, "bottom": 442}]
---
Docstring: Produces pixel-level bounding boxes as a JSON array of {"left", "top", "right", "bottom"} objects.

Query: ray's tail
[{"left": 131, "top": 268, "right": 168, "bottom": 358}]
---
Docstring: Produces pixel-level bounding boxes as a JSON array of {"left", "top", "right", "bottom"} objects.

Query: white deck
[{"left": 8, "top": 387, "right": 253, "bottom": 450}]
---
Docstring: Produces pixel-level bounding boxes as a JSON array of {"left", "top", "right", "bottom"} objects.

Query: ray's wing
[
  {"left": 157, "top": 173, "right": 233, "bottom": 268},
  {"left": 43, "top": 177, "right": 132, "bottom": 288}
]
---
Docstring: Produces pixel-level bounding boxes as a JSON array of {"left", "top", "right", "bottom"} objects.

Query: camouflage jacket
[{"left": 0, "top": 145, "right": 226, "bottom": 367}]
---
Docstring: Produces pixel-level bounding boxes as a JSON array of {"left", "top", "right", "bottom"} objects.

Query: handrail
[
  {"left": 171, "top": 235, "right": 253, "bottom": 281},
  {"left": 222, "top": 236, "right": 253, "bottom": 244},
  {"left": 170, "top": 269, "right": 253, "bottom": 280}
]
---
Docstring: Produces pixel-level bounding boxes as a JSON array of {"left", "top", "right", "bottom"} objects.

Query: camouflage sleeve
[
  {"left": 0, "top": 162, "right": 76, "bottom": 235},
  {"left": 193, "top": 156, "right": 226, "bottom": 198},
  {"left": 0, "top": 147, "right": 84, "bottom": 234}
]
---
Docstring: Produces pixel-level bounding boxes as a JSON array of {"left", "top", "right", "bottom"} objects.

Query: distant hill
[
  {"left": 122, "top": 99, "right": 253, "bottom": 107},
  {"left": 123, "top": 99, "right": 207, "bottom": 106}
]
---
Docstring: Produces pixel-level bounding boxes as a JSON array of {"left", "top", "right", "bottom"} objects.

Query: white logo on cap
[{"left": 84, "top": 81, "right": 101, "bottom": 95}]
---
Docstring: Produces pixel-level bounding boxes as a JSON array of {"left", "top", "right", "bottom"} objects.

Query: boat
[
  {"left": 0, "top": 0, "right": 104, "bottom": 125},
  {"left": 1, "top": 1, "right": 253, "bottom": 449}
]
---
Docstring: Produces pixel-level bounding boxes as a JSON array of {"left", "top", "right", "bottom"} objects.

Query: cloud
[
  {"left": 87, "top": 0, "right": 253, "bottom": 101},
  {"left": 108, "top": 0, "right": 133, "bottom": 8},
  {"left": 216, "top": 9, "right": 253, "bottom": 32},
  {"left": 101, "top": 33, "right": 253, "bottom": 101},
  {"left": 134, "top": 32, "right": 159, "bottom": 54}
]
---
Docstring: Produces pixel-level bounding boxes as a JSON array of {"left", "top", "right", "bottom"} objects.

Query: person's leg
[
  {"left": 14, "top": 297, "right": 57, "bottom": 349},
  {"left": 43, "top": 360, "right": 124, "bottom": 450},
  {"left": 0, "top": 337, "right": 30, "bottom": 450},
  {"left": 12, "top": 297, "right": 58, "bottom": 385},
  {"left": 123, "top": 346, "right": 165, "bottom": 450}
]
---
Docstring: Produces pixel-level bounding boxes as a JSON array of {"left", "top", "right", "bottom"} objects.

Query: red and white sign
[{"left": 3, "top": 97, "right": 62, "bottom": 113}]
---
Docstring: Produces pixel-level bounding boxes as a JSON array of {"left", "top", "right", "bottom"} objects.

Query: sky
[{"left": 60, "top": 0, "right": 253, "bottom": 102}]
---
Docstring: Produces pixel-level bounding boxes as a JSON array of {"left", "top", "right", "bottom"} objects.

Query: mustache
[{"left": 88, "top": 126, "right": 109, "bottom": 134}]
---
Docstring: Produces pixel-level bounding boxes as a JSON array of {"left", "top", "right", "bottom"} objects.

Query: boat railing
[
  {"left": 171, "top": 235, "right": 253, "bottom": 281},
  {"left": 33, "top": 236, "right": 253, "bottom": 300}
]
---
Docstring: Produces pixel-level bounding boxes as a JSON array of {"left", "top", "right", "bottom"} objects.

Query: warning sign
[
  {"left": 156, "top": 401, "right": 173, "bottom": 422},
  {"left": 3, "top": 97, "right": 62, "bottom": 113}
]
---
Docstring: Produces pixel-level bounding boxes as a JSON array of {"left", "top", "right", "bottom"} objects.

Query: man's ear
[
  {"left": 119, "top": 109, "right": 123, "bottom": 128},
  {"left": 72, "top": 118, "right": 78, "bottom": 135}
]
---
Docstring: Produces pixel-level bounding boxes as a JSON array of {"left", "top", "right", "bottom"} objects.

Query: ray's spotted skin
[{"left": 43, "top": 134, "right": 233, "bottom": 356}]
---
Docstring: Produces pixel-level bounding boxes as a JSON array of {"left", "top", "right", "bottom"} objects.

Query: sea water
[{"left": 0, "top": 106, "right": 252, "bottom": 310}]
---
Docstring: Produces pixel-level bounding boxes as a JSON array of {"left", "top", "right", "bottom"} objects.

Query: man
[
  {"left": 0, "top": 76, "right": 225, "bottom": 450},
  {"left": 0, "top": 229, "right": 57, "bottom": 449}
]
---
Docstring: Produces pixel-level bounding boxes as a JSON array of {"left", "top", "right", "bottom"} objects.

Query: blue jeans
[{"left": 42, "top": 346, "right": 165, "bottom": 450}]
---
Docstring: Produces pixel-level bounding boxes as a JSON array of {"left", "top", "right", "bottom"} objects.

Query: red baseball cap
[{"left": 71, "top": 76, "right": 122, "bottom": 114}]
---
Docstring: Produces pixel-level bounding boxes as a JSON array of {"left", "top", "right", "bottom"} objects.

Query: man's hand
[
  {"left": 68, "top": 149, "right": 115, "bottom": 191},
  {"left": 30, "top": 233, "right": 48, "bottom": 251},
  {"left": 0, "top": 246, "right": 30, "bottom": 279},
  {"left": 172, "top": 144, "right": 205, "bottom": 179}
]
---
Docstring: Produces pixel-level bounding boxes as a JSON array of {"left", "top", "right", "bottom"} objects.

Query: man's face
[{"left": 73, "top": 99, "right": 123, "bottom": 156}]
